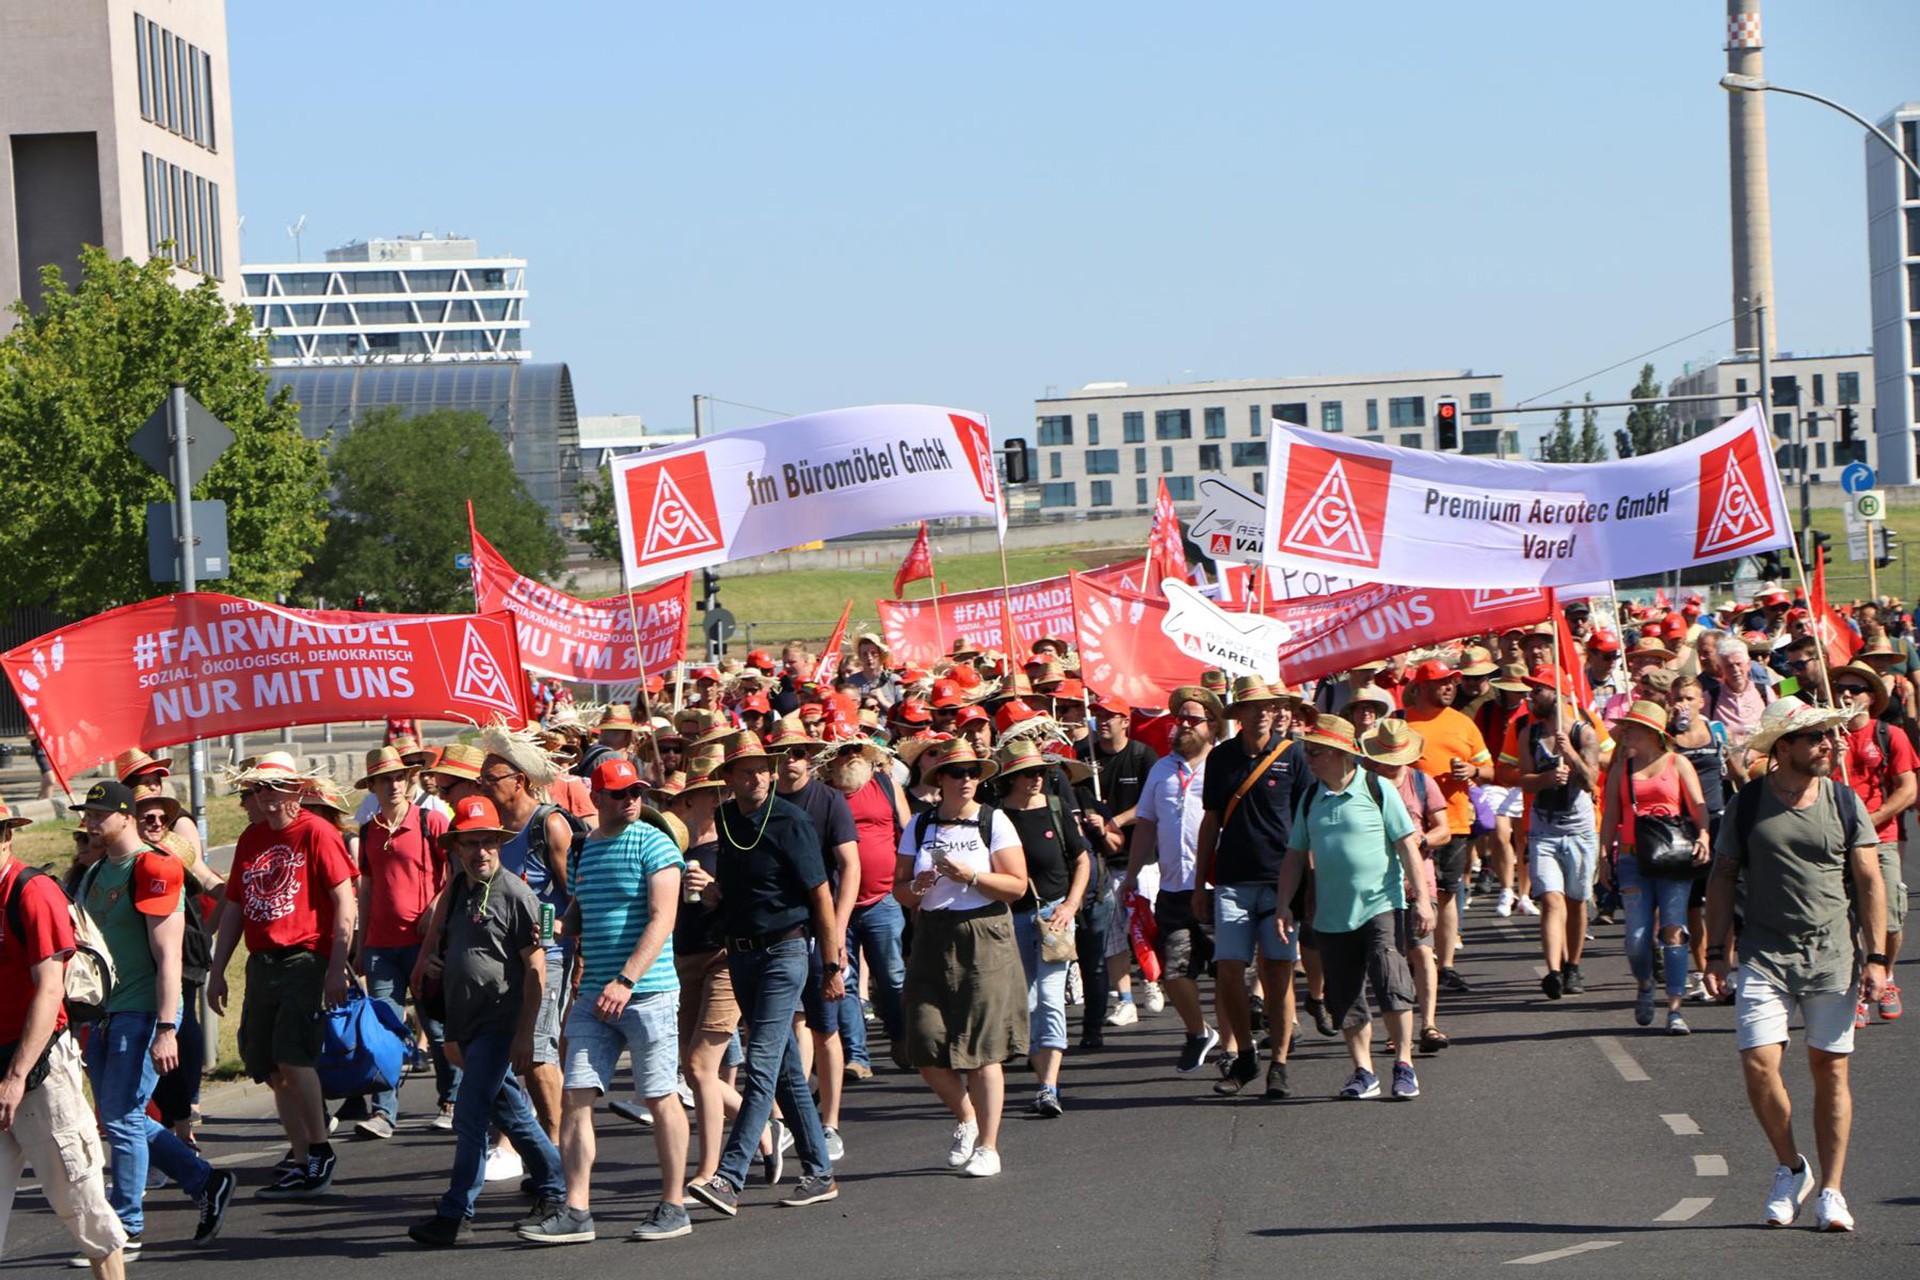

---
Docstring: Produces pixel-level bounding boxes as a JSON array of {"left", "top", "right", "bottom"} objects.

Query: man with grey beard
[{"left": 824, "top": 738, "right": 911, "bottom": 1074}]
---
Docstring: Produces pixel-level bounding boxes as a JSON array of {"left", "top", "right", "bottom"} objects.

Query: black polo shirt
[
  {"left": 714, "top": 794, "right": 827, "bottom": 939},
  {"left": 1200, "top": 733, "right": 1312, "bottom": 884}
]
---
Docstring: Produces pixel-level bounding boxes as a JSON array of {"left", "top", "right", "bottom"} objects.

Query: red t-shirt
[
  {"left": 550, "top": 775, "right": 596, "bottom": 822},
  {"left": 358, "top": 804, "right": 450, "bottom": 949},
  {"left": 845, "top": 778, "right": 899, "bottom": 908},
  {"left": 227, "top": 810, "right": 357, "bottom": 953},
  {"left": 1846, "top": 720, "right": 1919, "bottom": 844},
  {"left": 0, "top": 863, "right": 75, "bottom": 1043}
]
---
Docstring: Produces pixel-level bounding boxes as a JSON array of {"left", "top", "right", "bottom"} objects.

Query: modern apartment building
[
  {"left": 1030, "top": 370, "right": 1508, "bottom": 513},
  {"left": 0, "top": 0, "right": 239, "bottom": 332},
  {"left": 1866, "top": 101, "right": 1920, "bottom": 484},
  {"left": 1666, "top": 350, "right": 1876, "bottom": 483}
]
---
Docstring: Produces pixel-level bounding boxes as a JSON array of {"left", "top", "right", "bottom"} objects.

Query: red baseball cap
[
  {"left": 930, "top": 679, "right": 966, "bottom": 709},
  {"left": 954, "top": 704, "right": 990, "bottom": 728},
  {"left": 1784, "top": 606, "right": 1811, "bottom": 622},
  {"left": 894, "top": 699, "right": 931, "bottom": 725},
  {"left": 746, "top": 649, "right": 776, "bottom": 672},
  {"left": 1410, "top": 660, "right": 1460, "bottom": 684},
  {"left": 1091, "top": 693, "right": 1132, "bottom": 716},
  {"left": 449, "top": 794, "right": 513, "bottom": 835},
  {"left": 692, "top": 666, "right": 721, "bottom": 682},
  {"left": 740, "top": 691, "right": 772, "bottom": 714},
  {"left": 593, "top": 758, "right": 643, "bottom": 792},
  {"left": 1587, "top": 629, "right": 1621, "bottom": 654},
  {"left": 994, "top": 699, "right": 1044, "bottom": 736}
]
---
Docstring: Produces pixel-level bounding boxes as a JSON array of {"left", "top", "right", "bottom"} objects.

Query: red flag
[
  {"left": 1810, "top": 548, "right": 1862, "bottom": 671},
  {"left": 813, "top": 600, "right": 855, "bottom": 684},
  {"left": 1145, "top": 479, "right": 1189, "bottom": 593},
  {"left": 1654, "top": 587, "right": 1672, "bottom": 608},
  {"left": 1551, "top": 591, "right": 1593, "bottom": 711},
  {"left": 894, "top": 522, "right": 933, "bottom": 598}
]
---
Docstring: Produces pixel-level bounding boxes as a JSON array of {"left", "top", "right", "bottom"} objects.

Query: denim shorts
[
  {"left": 562, "top": 988, "right": 680, "bottom": 1098},
  {"left": 532, "top": 947, "right": 569, "bottom": 1066},
  {"left": 1528, "top": 832, "right": 1598, "bottom": 902},
  {"left": 1214, "top": 882, "right": 1299, "bottom": 964}
]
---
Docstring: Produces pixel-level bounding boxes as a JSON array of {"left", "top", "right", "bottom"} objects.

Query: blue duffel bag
[{"left": 315, "top": 986, "right": 411, "bottom": 1100}]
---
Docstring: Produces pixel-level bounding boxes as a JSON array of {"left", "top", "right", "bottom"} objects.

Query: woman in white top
[{"left": 894, "top": 737, "right": 1029, "bottom": 1179}]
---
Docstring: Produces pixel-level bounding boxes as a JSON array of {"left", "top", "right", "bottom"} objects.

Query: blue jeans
[
  {"left": 365, "top": 943, "right": 456, "bottom": 1118},
  {"left": 437, "top": 1032, "right": 563, "bottom": 1221},
  {"left": 83, "top": 1011, "right": 212, "bottom": 1234},
  {"left": 1617, "top": 856, "right": 1693, "bottom": 999},
  {"left": 719, "top": 939, "right": 832, "bottom": 1189},
  {"left": 842, "top": 897, "right": 908, "bottom": 1067},
  {"left": 1011, "top": 898, "right": 1071, "bottom": 1053}
]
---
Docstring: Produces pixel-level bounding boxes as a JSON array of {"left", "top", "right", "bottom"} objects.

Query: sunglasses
[
  {"left": 604, "top": 785, "right": 647, "bottom": 801},
  {"left": 1174, "top": 714, "right": 1209, "bottom": 726},
  {"left": 480, "top": 771, "right": 520, "bottom": 787},
  {"left": 1782, "top": 730, "right": 1834, "bottom": 745},
  {"left": 779, "top": 747, "right": 813, "bottom": 761},
  {"left": 1834, "top": 685, "right": 1872, "bottom": 697},
  {"left": 137, "top": 810, "right": 168, "bottom": 823},
  {"left": 940, "top": 766, "right": 984, "bottom": 782}
]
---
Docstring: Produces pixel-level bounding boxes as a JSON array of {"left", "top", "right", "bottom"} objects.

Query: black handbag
[
  {"left": 0, "top": 1028, "right": 61, "bottom": 1093},
  {"left": 1624, "top": 762, "right": 1699, "bottom": 878}
]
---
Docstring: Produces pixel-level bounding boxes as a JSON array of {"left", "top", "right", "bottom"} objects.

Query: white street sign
[{"left": 1856, "top": 491, "right": 1886, "bottom": 521}]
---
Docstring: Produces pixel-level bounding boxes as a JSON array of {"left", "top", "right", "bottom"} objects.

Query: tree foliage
[
  {"left": 0, "top": 248, "right": 329, "bottom": 613},
  {"left": 576, "top": 464, "right": 623, "bottom": 561},
  {"left": 303, "top": 406, "right": 564, "bottom": 613},
  {"left": 1541, "top": 395, "right": 1609, "bottom": 463},
  {"left": 1543, "top": 407, "right": 1576, "bottom": 462},
  {"left": 1623, "top": 362, "right": 1671, "bottom": 456},
  {"left": 1577, "top": 393, "right": 1609, "bottom": 462}
]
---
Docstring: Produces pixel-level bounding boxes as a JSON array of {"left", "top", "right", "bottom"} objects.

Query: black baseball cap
[{"left": 70, "top": 779, "right": 137, "bottom": 816}]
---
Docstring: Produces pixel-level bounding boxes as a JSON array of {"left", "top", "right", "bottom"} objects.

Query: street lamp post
[{"left": 1720, "top": 73, "right": 1920, "bottom": 187}]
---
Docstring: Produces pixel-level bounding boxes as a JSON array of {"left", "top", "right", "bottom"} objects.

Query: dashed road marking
[
  {"left": 1505, "top": 1241, "right": 1622, "bottom": 1265},
  {"left": 1660, "top": 1113, "right": 1702, "bottom": 1136},
  {"left": 1593, "top": 1035, "right": 1650, "bottom": 1082},
  {"left": 1694, "top": 1154, "right": 1729, "bottom": 1177},
  {"left": 1656, "top": 1197, "right": 1714, "bottom": 1222},
  {"left": 207, "top": 1146, "right": 284, "bottom": 1168}
]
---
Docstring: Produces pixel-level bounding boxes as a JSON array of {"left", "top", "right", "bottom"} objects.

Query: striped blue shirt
[{"left": 570, "top": 820, "right": 685, "bottom": 996}]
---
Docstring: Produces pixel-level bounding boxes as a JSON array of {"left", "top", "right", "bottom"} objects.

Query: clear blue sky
[{"left": 227, "top": 1, "right": 1920, "bottom": 447}]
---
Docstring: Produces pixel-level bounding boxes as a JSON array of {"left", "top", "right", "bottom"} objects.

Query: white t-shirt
[
  {"left": 899, "top": 806, "right": 1020, "bottom": 913},
  {"left": 1139, "top": 752, "right": 1206, "bottom": 893}
]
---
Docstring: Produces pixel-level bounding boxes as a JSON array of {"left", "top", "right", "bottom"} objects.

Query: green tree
[
  {"left": 304, "top": 406, "right": 563, "bottom": 612},
  {"left": 0, "top": 247, "right": 329, "bottom": 613},
  {"left": 1576, "top": 392, "right": 1609, "bottom": 461},
  {"left": 576, "top": 464, "right": 623, "bottom": 561},
  {"left": 1542, "top": 407, "right": 1575, "bottom": 462},
  {"left": 1623, "top": 362, "right": 1669, "bottom": 456}
]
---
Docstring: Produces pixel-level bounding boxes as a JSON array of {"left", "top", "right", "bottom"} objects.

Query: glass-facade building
[{"left": 270, "top": 362, "right": 579, "bottom": 517}]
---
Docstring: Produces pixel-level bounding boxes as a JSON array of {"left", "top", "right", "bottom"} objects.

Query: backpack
[
  {"left": 7, "top": 865, "right": 116, "bottom": 1023},
  {"left": 1299, "top": 770, "right": 1388, "bottom": 826},
  {"left": 528, "top": 801, "right": 590, "bottom": 896},
  {"left": 911, "top": 804, "right": 1000, "bottom": 865},
  {"left": 1729, "top": 774, "right": 1848, "bottom": 866},
  {"left": 136, "top": 842, "right": 212, "bottom": 987}
]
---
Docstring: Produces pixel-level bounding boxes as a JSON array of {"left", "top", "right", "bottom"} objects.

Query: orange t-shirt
[{"left": 1405, "top": 705, "right": 1491, "bottom": 836}]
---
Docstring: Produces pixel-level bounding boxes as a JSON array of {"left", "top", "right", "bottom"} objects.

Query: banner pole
[
  {"left": 1788, "top": 542, "right": 1854, "bottom": 786},
  {"left": 927, "top": 531, "right": 947, "bottom": 657},
  {"left": 994, "top": 494, "right": 1018, "bottom": 664},
  {"left": 620, "top": 566, "right": 663, "bottom": 776}
]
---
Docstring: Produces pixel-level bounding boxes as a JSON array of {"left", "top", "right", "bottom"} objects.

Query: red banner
[
  {"left": 469, "top": 524, "right": 690, "bottom": 683},
  {"left": 1069, "top": 574, "right": 1209, "bottom": 708},
  {"left": 813, "top": 601, "right": 854, "bottom": 684},
  {"left": 875, "top": 557, "right": 1147, "bottom": 666},
  {"left": 1145, "top": 478, "right": 1190, "bottom": 592},
  {"left": 894, "top": 523, "right": 933, "bottom": 598},
  {"left": 2, "top": 594, "right": 529, "bottom": 783},
  {"left": 1810, "top": 549, "right": 1861, "bottom": 672}
]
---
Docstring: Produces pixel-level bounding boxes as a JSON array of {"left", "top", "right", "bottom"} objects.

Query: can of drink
[
  {"left": 683, "top": 867, "right": 702, "bottom": 904},
  {"left": 539, "top": 902, "right": 555, "bottom": 944}
]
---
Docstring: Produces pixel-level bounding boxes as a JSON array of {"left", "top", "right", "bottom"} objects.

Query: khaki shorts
[
  {"left": 241, "top": 949, "right": 326, "bottom": 1081},
  {"left": 0, "top": 1035, "right": 125, "bottom": 1261},
  {"left": 1879, "top": 842, "right": 1907, "bottom": 936},
  {"left": 676, "top": 948, "right": 741, "bottom": 1041}
]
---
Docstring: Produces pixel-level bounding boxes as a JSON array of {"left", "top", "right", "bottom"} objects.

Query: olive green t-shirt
[
  {"left": 1714, "top": 778, "right": 1871, "bottom": 995},
  {"left": 82, "top": 852, "right": 183, "bottom": 1014}
]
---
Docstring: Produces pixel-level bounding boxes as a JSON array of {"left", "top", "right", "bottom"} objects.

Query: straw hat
[
  {"left": 1490, "top": 664, "right": 1532, "bottom": 694},
  {"left": 477, "top": 720, "right": 564, "bottom": 789},
  {"left": 1360, "top": 718, "right": 1425, "bottom": 767},
  {"left": 765, "top": 714, "right": 827, "bottom": 753},
  {"left": 715, "top": 731, "right": 774, "bottom": 771},
  {"left": 1857, "top": 636, "right": 1903, "bottom": 666},
  {"left": 1746, "top": 695, "right": 1852, "bottom": 755},
  {"left": 993, "top": 738, "right": 1057, "bottom": 780},
  {"left": 893, "top": 731, "right": 948, "bottom": 772},
  {"left": 114, "top": 748, "right": 171, "bottom": 784},
  {"left": 1625, "top": 638, "right": 1671, "bottom": 667},
  {"left": 356, "top": 745, "right": 415, "bottom": 790},
  {"left": 599, "top": 703, "right": 639, "bottom": 733},
  {"left": 638, "top": 806, "right": 689, "bottom": 855},
  {"left": 1346, "top": 684, "right": 1397, "bottom": 716},
  {"left": 1299, "top": 714, "right": 1362, "bottom": 757},
  {"left": 1829, "top": 662, "right": 1890, "bottom": 718},
  {"left": 1613, "top": 700, "right": 1672, "bottom": 742},
  {"left": 1456, "top": 646, "right": 1498, "bottom": 678},
  {"left": 925, "top": 737, "right": 999, "bottom": 781},
  {"left": 131, "top": 781, "right": 183, "bottom": 828},
  {"left": 1228, "top": 674, "right": 1297, "bottom": 707},
  {"left": 1200, "top": 668, "right": 1230, "bottom": 696},
  {"left": 228, "top": 750, "right": 315, "bottom": 792},
  {"left": 426, "top": 742, "right": 487, "bottom": 784},
  {"left": 855, "top": 631, "right": 890, "bottom": 656},
  {"left": 1040, "top": 740, "right": 1094, "bottom": 785},
  {"left": 0, "top": 798, "right": 32, "bottom": 829},
  {"left": 301, "top": 779, "right": 354, "bottom": 817}
]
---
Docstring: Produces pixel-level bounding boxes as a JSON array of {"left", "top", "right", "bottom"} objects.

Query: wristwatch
[
  {"left": 824, "top": 962, "right": 844, "bottom": 975},
  {"left": 155, "top": 1021, "right": 177, "bottom": 1032},
  {"left": 613, "top": 973, "right": 636, "bottom": 990},
  {"left": 1866, "top": 952, "right": 1891, "bottom": 967}
]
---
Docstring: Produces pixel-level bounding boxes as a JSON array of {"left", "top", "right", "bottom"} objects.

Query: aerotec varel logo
[
  {"left": 1695, "top": 428, "right": 1777, "bottom": 558},
  {"left": 1277, "top": 444, "right": 1392, "bottom": 569},
  {"left": 627, "top": 452, "right": 725, "bottom": 570}
]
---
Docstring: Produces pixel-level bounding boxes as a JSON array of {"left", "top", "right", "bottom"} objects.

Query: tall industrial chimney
[{"left": 1727, "top": 0, "right": 1778, "bottom": 357}]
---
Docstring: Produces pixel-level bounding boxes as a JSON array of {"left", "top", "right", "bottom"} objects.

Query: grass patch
[{"left": 1805, "top": 504, "right": 1920, "bottom": 604}]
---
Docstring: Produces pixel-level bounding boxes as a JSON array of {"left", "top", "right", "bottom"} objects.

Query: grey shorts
[
  {"left": 533, "top": 947, "right": 570, "bottom": 1066},
  {"left": 1879, "top": 842, "right": 1907, "bottom": 936},
  {"left": 1317, "top": 911, "right": 1417, "bottom": 1031}
]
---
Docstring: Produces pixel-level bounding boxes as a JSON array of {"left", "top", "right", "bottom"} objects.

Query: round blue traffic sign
[{"left": 1840, "top": 461, "right": 1876, "bottom": 495}]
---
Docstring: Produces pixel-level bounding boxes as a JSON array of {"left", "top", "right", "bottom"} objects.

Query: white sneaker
[
  {"left": 483, "top": 1142, "right": 524, "bottom": 1183},
  {"left": 677, "top": 1078, "right": 696, "bottom": 1110},
  {"left": 1105, "top": 1000, "right": 1139, "bottom": 1027},
  {"left": 1763, "top": 1156, "right": 1815, "bottom": 1226},
  {"left": 1813, "top": 1188, "right": 1854, "bottom": 1232},
  {"left": 961, "top": 1146, "right": 1001, "bottom": 1178},
  {"left": 1495, "top": 889, "right": 1515, "bottom": 917},
  {"left": 1064, "top": 964, "right": 1084, "bottom": 1006},
  {"left": 1517, "top": 896, "right": 1541, "bottom": 917},
  {"left": 1142, "top": 982, "right": 1166, "bottom": 1014},
  {"left": 946, "top": 1120, "right": 978, "bottom": 1169}
]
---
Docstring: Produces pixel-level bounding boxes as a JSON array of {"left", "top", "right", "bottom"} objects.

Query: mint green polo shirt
[{"left": 1287, "top": 768, "right": 1416, "bottom": 935}]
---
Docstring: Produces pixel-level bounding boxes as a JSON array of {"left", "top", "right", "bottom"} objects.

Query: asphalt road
[{"left": 4, "top": 902, "right": 1917, "bottom": 1279}]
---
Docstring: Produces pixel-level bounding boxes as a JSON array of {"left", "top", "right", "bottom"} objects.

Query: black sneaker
[
  {"left": 1438, "top": 967, "right": 1471, "bottom": 994},
  {"left": 1304, "top": 996, "right": 1338, "bottom": 1037},
  {"left": 271, "top": 1148, "right": 302, "bottom": 1175},
  {"left": 1264, "top": 1060, "right": 1292, "bottom": 1100},
  {"left": 1175, "top": 1026, "right": 1221, "bottom": 1074},
  {"left": 1248, "top": 994, "right": 1267, "bottom": 1032},
  {"left": 687, "top": 1174, "right": 740, "bottom": 1218},
  {"left": 193, "top": 1168, "right": 237, "bottom": 1245},
  {"left": 516, "top": 1205, "right": 596, "bottom": 1245},
  {"left": 778, "top": 1174, "right": 839, "bottom": 1207},
  {"left": 627, "top": 1200, "right": 692, "bottom": 1241},
  {"left": 1213, "top": 1052, "right": 1261, "bottom": 1096},
  {"left": 1078, "top": 1031, "right": 1105, "bottom": 1051},
  {"left": 516, "top": 1197, "right": 568, "bottom": 1232},
  {"left": 1563, "top": 963, "right": 1586, "bottom": 995},
  {"left": 407, "top": 1214, "right": 471, "bottom": 1248},
  {"left": 257, "top": 1153, "right": 333, "bottom": 1200},
  {"left": 1541, "top": 969, "right": 1563, "bottom": 1000}
]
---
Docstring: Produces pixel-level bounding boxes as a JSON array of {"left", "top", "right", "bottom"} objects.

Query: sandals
[{"left": 1417, "top": 1026, "right": 1450, "bottom": 1054}]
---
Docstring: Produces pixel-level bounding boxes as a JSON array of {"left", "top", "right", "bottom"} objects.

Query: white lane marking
[
  {"left": 1593, "top": 1035, "right": 1650, "bottom": 1082},
  {"left": 207, "top": 1147, "right": 285, "bottom": 1168},
  {"left": 1693, "top": 1154, "right": 1729, "bottom": 1177},
  {"left": 1506, "top": 1241, "right": 1622, "bottom": 1265},
  {"left": 1656, "top": 1197, "right": 1714, "bottom": 1222},
  {"left": 1534, "top": 965, "right": 1549, "bottom": 978},
  {"left": 1660, "top": 1113, "right": 1702, "bottom": 1136}
]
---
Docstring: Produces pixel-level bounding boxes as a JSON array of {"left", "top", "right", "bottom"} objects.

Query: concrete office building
[
  {"left": 242, "top": 233, "right": 530, "bottom": 365},
  {"left": 1666, "top": 351, "right": 1876, "bottom": 483},
  {"left": 1867, "top": 101, "right": 1920, "bottom": 485},
  {"left": 0, "top": 0, "right": 239, "bottom": 333},
  {"left": 1030, "top": 370, "right": 1509, "bottom": 514}
]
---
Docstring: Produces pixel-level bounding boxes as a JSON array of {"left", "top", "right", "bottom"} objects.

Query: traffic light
[
  {"left": 1878, "top": 527, "right": 1900, "bottom": 570},
  {"left": 1840, "top": 406, "right": 1857, "bottom": 443},
  {"left": 353, "top": 593, "right": 366, "bottom": 610},
  {"left": 1770, "top": 376, "right": 1800, "bottom": 408},
  {"left": 1809, "top": 529, "right": 1833, "bottom": 563},
  {"left": 1435, "top": 400, "right": 1459, "bottom": 451},
  {"left": 1002, "top": 437, "right": 1032, "bottom": 485},
  {"left": 697, "top": 568, "right": 720, "bottom": 613}
]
